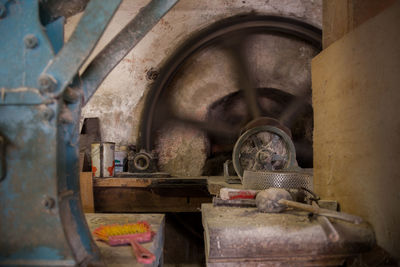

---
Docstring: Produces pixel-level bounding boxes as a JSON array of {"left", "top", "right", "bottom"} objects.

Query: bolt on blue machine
[{"left": 0, "top": 0, "right": 178, "bottom": 265}]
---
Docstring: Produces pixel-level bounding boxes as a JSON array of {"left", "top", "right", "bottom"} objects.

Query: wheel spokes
[
  {"left": 251, "top": 135, "right": 262, "bottom": 149},
  {"left": 278, "top": 87, "right": 310, "bottom": 128},
  {"left": 224, "top": 36, "right": 262, "bottom": 120},
  {"left": 171, "top": 113, "right": 240, "bottom": 138}
]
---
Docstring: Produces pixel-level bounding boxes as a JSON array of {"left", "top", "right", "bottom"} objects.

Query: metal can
[
  {"left": 91, "top": 142, "right": 115, "bottom": 178},
  {"left": 114, "top": 145, "right": 127, "bottom": 174}
]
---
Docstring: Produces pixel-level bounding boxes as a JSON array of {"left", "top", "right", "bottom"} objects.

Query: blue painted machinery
[{"left": 0, "top": 0, "right": 178, "bottom": 265}]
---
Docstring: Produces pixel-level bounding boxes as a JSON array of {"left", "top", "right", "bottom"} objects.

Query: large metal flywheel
[{"left": 138, "top": 15, "right": 322, "bottom": 176}]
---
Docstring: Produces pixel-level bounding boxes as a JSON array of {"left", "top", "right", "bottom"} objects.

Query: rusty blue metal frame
[
  {"left": 0, "top": 1, "right": 55, "bottom": 105},
  {"left": 41, "top": 0, "right": 121, "bottom": 99},
  {"left": 0, "top": 0, "right": 122, "bottom": 265},
  {"left": 0, "top": 0, "right": 179, "bottom": 264}
]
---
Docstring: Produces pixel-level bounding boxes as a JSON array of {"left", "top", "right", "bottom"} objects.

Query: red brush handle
[{"left": 130, "top": 239, "right": 156, "bottom": 264}]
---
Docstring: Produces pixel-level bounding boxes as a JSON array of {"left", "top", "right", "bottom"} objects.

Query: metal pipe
[
  {"left": 278, "top": 199, "right": 363, "bottom": 224},
  {"left": 312, "top": 201, "right": 340, "bottom": 242},
  {"left": 81, "top": 0, "right": 179, "bottom": 105}
]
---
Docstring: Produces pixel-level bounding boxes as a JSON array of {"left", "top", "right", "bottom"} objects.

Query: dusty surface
[
  {"left": 312, "top": 2, "right": 400, "bottom": 259},
  {"left": 201, "top": 203, "right": 375, "bottom": 263}
]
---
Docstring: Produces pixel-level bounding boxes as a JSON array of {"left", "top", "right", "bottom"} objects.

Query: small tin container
[
  {"left": 91, "top": 142, "right": 115, "bottom": 177},
  {"left": 114, "top": 145, "right": 127, "bottom": 174}
]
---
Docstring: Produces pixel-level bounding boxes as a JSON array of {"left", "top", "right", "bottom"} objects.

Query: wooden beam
[
  {"left": 322, "top": 0, "right": 395, "bottom": 48},
  {"left": 93, "top": 177, "right": 152, "bottom": 187},
  {"left": 79, "top": 172, "right": 94, "bottom": 213}
]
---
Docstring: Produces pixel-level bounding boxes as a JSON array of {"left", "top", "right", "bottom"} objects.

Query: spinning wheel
[{"left": 139, "top": 15, "right": 322, "bottom": 176}]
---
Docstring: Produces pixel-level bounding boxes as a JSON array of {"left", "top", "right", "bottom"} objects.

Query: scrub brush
[{"left": 93, "top": 221, "right": 156, "bottom": 264}]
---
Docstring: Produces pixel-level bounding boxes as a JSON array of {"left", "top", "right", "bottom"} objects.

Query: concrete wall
[
  {"left": 65, "top": 0, "right": 321, "bottom": 146},
  {"left": 313, "top": 2, "right": 400, "bottom": 259}
]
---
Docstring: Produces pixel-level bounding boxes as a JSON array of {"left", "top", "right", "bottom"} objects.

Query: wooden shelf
[
  {"left": 93, "top": 177, "right": 152, "bottom": 187},
  {"left": 89, "top": 176, "right": 242, "bottom": 213},
  {"left": 93, "top": 176, "right": 241, "bottom": 191}
]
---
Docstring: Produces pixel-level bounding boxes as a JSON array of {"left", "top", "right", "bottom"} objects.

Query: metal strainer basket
[{"left": 242, "top": 170, "right": 313, "bottom": 191}]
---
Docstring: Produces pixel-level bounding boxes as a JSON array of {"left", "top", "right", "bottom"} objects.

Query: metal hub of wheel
[
  {"left": 138, "top": 14, "right": 321, "bottom": 176},
  {"left": 233, "top": 125, "right": 297, "bottom": 179}
]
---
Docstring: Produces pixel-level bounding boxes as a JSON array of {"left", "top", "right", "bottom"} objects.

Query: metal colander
[{"left": 242, "top": 170, "right": 313, "bottom": 191}]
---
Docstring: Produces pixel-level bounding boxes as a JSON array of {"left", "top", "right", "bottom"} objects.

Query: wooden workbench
[
  {"left": 91, "top": 176, "right": 238, "bottom": 213},
  {"left": 85, "top": 213, "right": 165, "bottom": 267}
]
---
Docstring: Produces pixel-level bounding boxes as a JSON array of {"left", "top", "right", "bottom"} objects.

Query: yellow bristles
[{"left": 93, "top": 222, "right": 150, "bottom": 241}]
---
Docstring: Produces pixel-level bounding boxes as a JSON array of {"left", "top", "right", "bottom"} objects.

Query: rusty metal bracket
[{"left": 40, "top": 0, "right": 121, "bottom": 99}]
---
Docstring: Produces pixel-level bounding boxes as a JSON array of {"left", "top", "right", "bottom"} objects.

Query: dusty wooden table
[{"left": 85, "top": 213, "right": 165, "bottom": 267}]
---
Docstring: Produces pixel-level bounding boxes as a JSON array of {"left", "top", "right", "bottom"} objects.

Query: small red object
[{"left": 220, "top": 187, "right": 259, "bottom": 200}]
